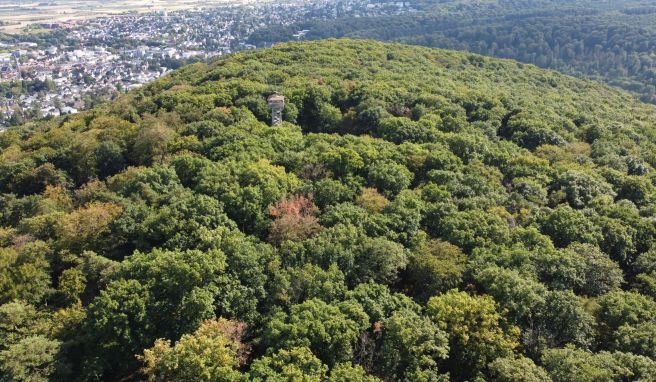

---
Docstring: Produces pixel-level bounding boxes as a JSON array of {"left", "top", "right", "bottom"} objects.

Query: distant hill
[
  {"left": 2, "top": 39, "right": 656, "bottom": 381},
  {"left": 249, "top": 0, "right": 656, "bottom": 104}
]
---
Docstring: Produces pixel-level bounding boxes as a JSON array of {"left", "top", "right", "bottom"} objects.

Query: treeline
[
  {"left": 248, "top": 0, "right": 656, "bottom": 104},
  {"left": 0, "top": 29, "right": 74, "bottom": 47},
  {"left": 398, "top": 14, "right": 656, "bottom": 104},
  {"left": 0, "top": 78, "right": 56, "bottom": 98},
  {"left": 2, "top": 39, "right": 656, "bottom": 381}
]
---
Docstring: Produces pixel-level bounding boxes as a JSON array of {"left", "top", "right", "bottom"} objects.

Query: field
[{"left": 0, "top": 0, "right": 250, "bottom": 33}]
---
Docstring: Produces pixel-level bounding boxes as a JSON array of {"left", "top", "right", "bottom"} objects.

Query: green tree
[
  {"left": 488, "top": 356, "right": 551, "bottom": 382},
  {"left": 139, "top": 319, "right": 246, "bottom": 382},
  {"left": 555, "top": 170, "right": 615, "bottom": 209},
  {"left": 611, "top": 322, "right": 656, "bottom": 359},
  {"left": 320, "top": 147, "right": 365, "bottom": 177},
  {"left": 330, "top": 363, "right": 381, "bottom": 382},
  {"left": 117, "top": 248, "right": 227, "bottom": 339},
  {"left": 634, "top": 248, "right": 656, "bottom": 298},
  {"left": 132, "top": 114, "right": 177, "bottom": 166},
  {"left": 474, "top": 265, "right": 546, "bottom": 327},
  {"left": 0, "top": 301, "right": 43, "bottom": 348},
  {"left": 595, "top": 290, "right": 656, "bottom": 347},
  {"left": 538, "top": 206, "right": 602, "bottom": 247},
  {"left": 57, "top": 268, "right": 87, "bottom": 306},
  {"left": 270, "top": 263, "right": 347, "bottom": 307},
  {"left": 346, "top": 282, "right": 419, "bottom": 325},
  {"left": 406, "top": 240, "right": 467, "bottom": 301},
  {"left": 249, "top": 347, "right": 327, "bottom": 382},
  {"left": 95, "top": 141, "right": 126, "bottom": 179},
  {"left": 565, "top": 243, "right": 623, "bottom": 297},
  {"left": 262, "top": 299, "right": 368, "bottom": 367},
  {"left": 440, "top": 209, "right": 511, "bottom": 252},
  {"left": 0, "top": 243, "right": 51, "bottom": 305},
  {"left": 0, "top": 335, "right": 62, "bottom": 382},
  {"left": 81, "top": 279, "right": 152, "bottom": 379},
  {"left": 376, "top": 309, "right": 449, "bottom": 381},
  {"left": 529, "top": 290, "right": 596, "bottom": 355},
  {"left": 427, "top": 290, "right": 519, "bottom": 380},
  {"left": 542, "top": 346, "right": 656, "bottom": 382},
  {"left": 303, "top": 224, "right": 408, "bottom": 285},
  {"left": 366, "top": 160, "right": 413, "bottom": 197}
]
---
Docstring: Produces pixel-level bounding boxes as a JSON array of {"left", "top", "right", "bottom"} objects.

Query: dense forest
[
  {"left": 2, "top": 39, "right": 656, "bottom": 381},
  {"left": 248, "top": 0, "right": 656, "bottom": 104}
]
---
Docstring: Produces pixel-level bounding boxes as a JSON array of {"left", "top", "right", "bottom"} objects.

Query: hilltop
[
  {"left": 1, "top": 39, "right": 656, "bottom": 381},
  {"left": 250, "top": 0, "right": 656, "bottom": 104}
]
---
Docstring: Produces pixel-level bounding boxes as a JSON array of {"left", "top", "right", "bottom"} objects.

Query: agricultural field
[{"left": 0, "top": 0, "right": 246, "bottom": 33}]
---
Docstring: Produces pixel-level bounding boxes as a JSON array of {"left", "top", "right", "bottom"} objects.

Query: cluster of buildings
[
  {"left": 1, "top": 46, "right": 147, "bottom": 122},
  {"left": 0, "top": 0, "right": 416, "bottom": 129}
]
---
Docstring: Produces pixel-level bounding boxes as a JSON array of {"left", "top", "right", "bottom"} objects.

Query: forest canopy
[
  {"left": 1, "top": 39, "right": 656, "bottom": 381},
  {"left": 249, "top": 0, "right": 656, "bottom": 104}
]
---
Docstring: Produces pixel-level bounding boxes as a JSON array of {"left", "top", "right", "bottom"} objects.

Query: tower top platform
[{"left": 267, "top": 94, "right": 285, "bottom": 103}]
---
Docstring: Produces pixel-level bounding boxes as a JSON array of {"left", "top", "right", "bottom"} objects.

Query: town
[{"left": 0, "top": 0, "right": 414, "bottom": 129}]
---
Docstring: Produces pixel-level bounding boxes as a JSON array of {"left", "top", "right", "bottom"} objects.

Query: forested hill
[
  {"left": 248, "top": 0, "right": 656, "bottom": 104},
  {"left": 2, "top": 39, "right": 656, "bottom": 381}
]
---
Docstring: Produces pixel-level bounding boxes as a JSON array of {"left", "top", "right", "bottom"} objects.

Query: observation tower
[{"left": 267, "top": 94, "right": 285, "bottom": 126}]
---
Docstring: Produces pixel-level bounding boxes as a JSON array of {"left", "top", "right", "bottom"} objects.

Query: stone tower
[{"left": 267, "top": 94, "right": 285, "bottom": 126}]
